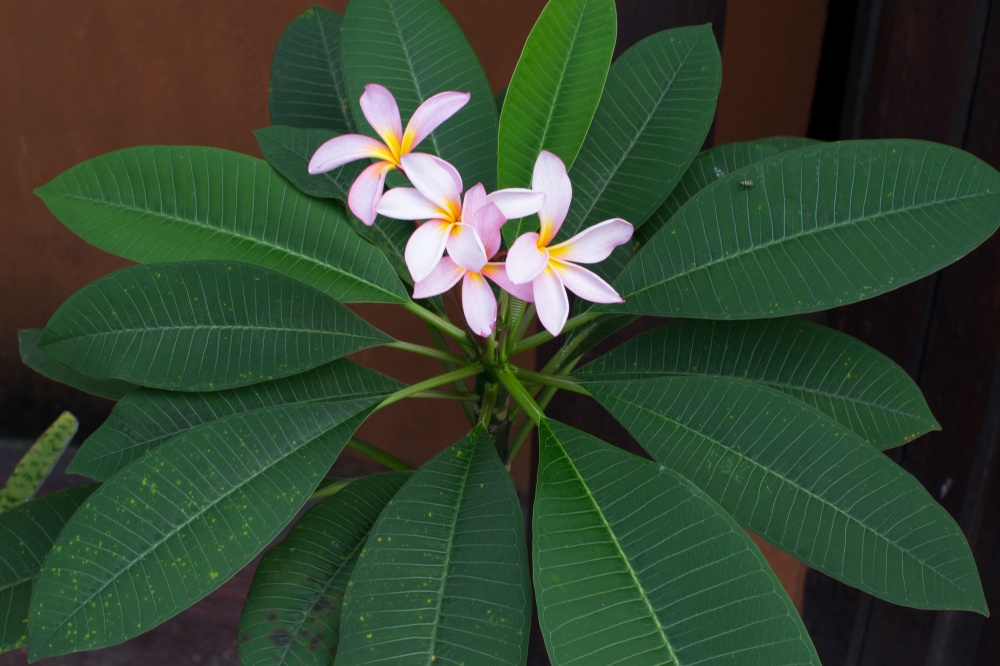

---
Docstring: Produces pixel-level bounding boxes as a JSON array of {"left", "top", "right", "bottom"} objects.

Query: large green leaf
[
  {"left": 0, "top": 484, "right": 97, "bottom": 653},
  {"left": 68, "top": 359, "right": 402, "bottom": 481},
  {"left": 35, "top": 146, "right": 407, "bottom": 304},
  {"left": 38, "top": 261, "right": 391, "bottom": 391},
  {"left": 559, "top": 24, "right": 722, "bottom": 253},
  {"left": 18, "top": 329, "right": 136, "bottom": 400},
  {"left": 269, "top": 5, "right": 356, "bottom": 132},
  {"left": 498, "top": 0, "right": 616, "bottom": 206},
  {"left": 607, "top": 139, "right": 1000, "bottom": 318},
  {"left": 584, "top": 377, "right": 987, "bottom": 613},
  {"left": 534, "top": 419, "right": 819, "bottom": 665},
  {"left": 254, "top": 126, "right": 363, "bottom": 201},
  {"left": 637, "top": 137, "right": 820, "bottom": 244},
  {"left": 238, "top": 472, "right": 409, "bottom": 666},
  {"left": 338, "top": 427, "right": 530, "bottom": 665},
  {"left": 342, "top": 0, "right": 499, "bottom": 191},
  {"left": 0, "top": 412, "right": 78, "bottom": 512},
  {"left": 27, "top": 398, "right": 379, "bottom": 660},
  {"left": 576, "top": 318, "right": 937, "bottom": 449}
]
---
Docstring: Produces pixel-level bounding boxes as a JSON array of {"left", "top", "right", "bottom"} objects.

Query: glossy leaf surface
[
  {"left": 254, "top": 125, "right": 363, "bottom": 201},
  {"left": 269, "top": 5, "right": 356, "bottom": 132},
  {"left": 637, "top": 137, "right": 820, "bottom": 244},
  {"left": 342, "top": 0, "right": 498, "bottom": 191},
  {"left": 18, "top": 329, "right": 136, "bottom": 401},
  {"left": 28, "top": 399, "right": 379, "bottom": 660},
  {"left": 36, "top": 146, "right": 407, "bottom": 304},
  {"left": 238, "top": 472, "right": 409, "bottom": 666},
  {"left": 584, "top": 378, "right": 987, "bottom": 613},
  {"left": 0, "top": 484, "right": 97, "bottom": 652},
  {"left": 576, "top": 318, "right": 937, "bottom": 449},
  {"left": 534, "top": 419, "right": 819, "bottom": 665},
  {"left": 38, "top": 261, "right": 391, "bottom": 391},
  {"left": 498, "top": 0, "right": 616, "bottom": 205},
  {"left": 608, "top": 140, "right": 1000, "bottom": 317},
  {"left": 69, "top": 359, "right": 402, "bottom": 481},
  {"left": 338, "top": 427, "right": 530, "bottom": 665}
]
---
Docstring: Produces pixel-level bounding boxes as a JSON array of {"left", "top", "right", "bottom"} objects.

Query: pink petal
[
  {"left": 412, "top": 257, "right": 466, "bottom": 299},
  {"left": 551, "top": 259, "right": 623, "bottom": 303},
  {"left": 549, "top": 218, "right": 634, "bottom": 264},
  {"left": 376, "top": 187, "right": 445, "bottom": 221},
  {"left": 446, "top": 223, "right": 489, "bottom": 272},
  {"left": 402, "top": 91, "right": 471, "bottom": 153},
  {"left": 532, "top": 150, "right": 573, "bottom": 245},
  {"left": 308, "top": 134, "right": 393, "bottom": 174},
  {"left": 506, "top": 232, "right": 549, "bottom": 284},
  {"left": 348, "top": 161, "right": 395, "bottom": 226},
  {"left": 482, "top": 263, "right": 534, "bottom": 302},
  {"left": 405, "top": 219, "right": 452, "bottom": 282},
  {"left": 462, "top": 183, "right": 488, "bottom": 222},
  {"left": 487, "top": 188, "right": 545, "bottom": 220},
  {"left": 462, "top": 272, "right": 498, "bottom": 337},
  {"left": 359, "top": 84, "right": 403, "bottom": 154},
  {"left": 400, "top": 153, "right": 463, "bottom": 221},
  {"left": 470, "top": 201, "right": 506, "bottom": 259},
  {"left": 533, "top": 266, "right": 570, "bottom": 336}
]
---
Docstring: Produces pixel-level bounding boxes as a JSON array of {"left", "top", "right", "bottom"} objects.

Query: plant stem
[
  {"left": 425, "top": 324, "right": 477, "bottom": 424},
  {"left": 346, "top": 436, "right": 413, "bottom": 471},
  {"left": 495, "top": 366, "right": 544, "bottom": 425},
  {"left": 510, "top": 303, "right": 535, "bottom": 352},
  {"left": 377, "top": 364, "right": 483, "bottom": 410},
  {"left": 412, "top": 390, "right": 478, "bottom": 401},
  {"left": 384, "top": 340, "right": 467, "bottom": 364},
  {"left": 308, "top": 478, "right": 354, "bottom": 500},
  {"left": 403, "top": 301, "right": 476, "bottom": 354},
  {"left": 513, "top": 368, "right": 589, "bottom": 395},
  {"left": 477, "top": 382, "right": 500, "bottom": 427},
  {"left": 507, "top": 356, "right": 584, "bottom": 463},
  {"left": 510, "top": 312, "right": 601, "bottom": 354}
]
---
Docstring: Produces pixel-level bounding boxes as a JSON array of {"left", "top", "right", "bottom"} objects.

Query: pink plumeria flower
[
  {"left": 410, "top": 186, "right": 534, "bottom": 337},
  {"left": 376, "top": 152, "right": 544, "bottom": 284},
  {"left": 506, "top": 150, "right": 633, "bottom": 336},
  {"left": 307, "top": 84, "right": 470, "bottom": 226}
]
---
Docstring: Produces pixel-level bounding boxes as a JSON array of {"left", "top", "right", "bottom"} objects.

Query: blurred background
[{"left": 1, "top": 0, "right": 997, "bottom": 663}]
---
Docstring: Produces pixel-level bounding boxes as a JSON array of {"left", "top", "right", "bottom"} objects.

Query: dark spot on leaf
[
  {"left": 305, "top": 576, "right": 319, "bottom": 586},
  {"left": 267, "top": 630, "right": 293, "bottom": 647},
  {"left": 239, "top": 631, "right": 251, "bottom": 645},
  {"left": 266, "top": 612, "right": 279, "bottom": 622}
]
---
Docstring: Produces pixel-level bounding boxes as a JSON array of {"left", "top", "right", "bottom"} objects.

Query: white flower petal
[
  {"left": 359, "top": 84, "right": 403, "bottom": 152},
  {"left": 402, "top": 91, "right": 470, "bottom": 152},
  {"left": 506, "top": 232, "right": 549, "bottom": 284},
  {"left": 531, "top": 150, "right": 573, "bottom": 244},
  {"left": 549, "top": 218, "right": 633, "bottom": 264},
  {"left": 446, "top": 223, "right": 489, "bottom": 272},
  {"left": 533, "top": 266, "right": 570, "bottom": 336},
  {"left": 400, "top": 153, "right": 463, "bottom": 221},
  {"left": 376, "top": 187, "right": 444, "bottom": 221},
  {"left": 348, "top": 161, "right": 394, "bottom": 226},
  {"left": 551, "top": 260, "right": 623, "bottom": 303},
  {"left": 405, "top": 219, "right": 452, "bottom": 282},
  {"left": 462, "top": 272, "right": 498, "bottom": 337},
  {"left": 470, "top": 201, "right": 506, "bottom": 259},
  {"left": 487, "top": 188, "right": 545, "bottom": 220},
  {"left": 482, "top": 263, "right": 534, "bottom": 302},
  {"left": 308, "top": 134, "right": 392, "bottom": 174},
  {"left": 412, "top": 257, "right": 466, "bottom": 299}
]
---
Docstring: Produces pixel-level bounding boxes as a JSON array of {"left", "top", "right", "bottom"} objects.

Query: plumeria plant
[{"left": 3, "top": 0, "right": 999, "bottom": 663}]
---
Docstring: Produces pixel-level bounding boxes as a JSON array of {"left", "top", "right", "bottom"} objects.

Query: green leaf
[
  {"left": 534, "top": 419, "right": 819, "bottom": 665},
  {"left": 238, "top": 472, "right": 410, "bottom": 666},
  {"left": 35, "top": 146, "right": 407, "bottom": 304},
  {"left": 269, "top": 5, "right": 356, "bottom": 132},
  {"left": 0, "top": 484, "right": 97, "bottom": 653},
  {"left": 338, "top": 427, "right": 530, "bottom": 665},
  {"left": 499, "top": 0, "right": 617, "bottom": 242},
  {"left": 18, "top": 329, "right": 136, "bottom": 400},
  {"left": 27, "top": 398, "right": 379, "bottom": 660},
  {"left": 576, "top": 318, "right": 938, "bottom": 449},
  {"left": 68, "top": 359, "right": 403, "bottom": 481},
  {"left": 584, "top": 377, "right": 987, "bottom": 613},
  {"left": 254, "top": 126, "right": 363, "bottom": 200},
  {"left": 0, "top": 413, "right": 78, "bottom": 512},
  {"left": 38, "top": 261, "right": 391, "bottom": 391},
  {"left": 342, "top": 0, "right": 499, "bottom": 191},
  {"left": 636, "top": 136, "right": 820, "bottom": 244},
  {"left": 607, "top": 139, "right": 1000, "bottom": 318},
  {"left": 559, "top": 24, "right": 722, "bottom": 250}
]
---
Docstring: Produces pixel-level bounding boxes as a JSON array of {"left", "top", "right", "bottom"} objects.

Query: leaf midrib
[
  {"left": 41, "top": 323, "right": 385, "bottom": 348},
  {"left": 589, "top": 386, "right": 978, "bottom": 604},
  {"left": 34, "top": 406, "right": 364, "bottom": 649},
  {"left": 43, "top": 178, "right": 401, "bottom": 303},
  {"left": 312, "top": 9, "right": 356, "bottom": 134},
  {"left": 546, "top": 428, "right": 680, "bottom": 664},
  {"left": 623, "top": 172, "right": 999, "bottom": 298}
]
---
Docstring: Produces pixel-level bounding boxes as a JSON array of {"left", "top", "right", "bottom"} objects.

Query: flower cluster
[{"left": 309, "top": 85, "right": 633, "bottom": 337}]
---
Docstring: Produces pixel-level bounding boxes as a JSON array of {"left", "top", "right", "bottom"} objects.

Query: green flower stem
[
  {"left": 425, "top": 324, "right": 477, "bottom": 424},
  {"left": 495, "top": 366, "right": 544, "bottom": 425},
  {"left": 513, "top": 368, "right": 589, "bottom": 395},
  {"left": 510, "top": 303, "right": 536, "bottom": 352},
  {"left": 478, "top": 382, "right": 500, "bottom": 427},
  {"left": 308, "top": 478, "right": 355, "bottom": 500},
  {"left": 507, "top": 356, "right": 583, "bottom": 463},
  {"left": 510, "top": 312, "right": 601, "bottom": 354},
  {"left": 412, "top": 390, "right": 478, "bottom": 401},
  {"left": 384, "top": 340, "right": 467, "bottom": 364},
  {"left": 377, "top": 363, "right": 484, "bottom": 410},
  {"left": 403, "top": 301, "right": 476, "bottom": 354},
  {"left": 346, "top": 436, "right": 414, "bottom": 471}
]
